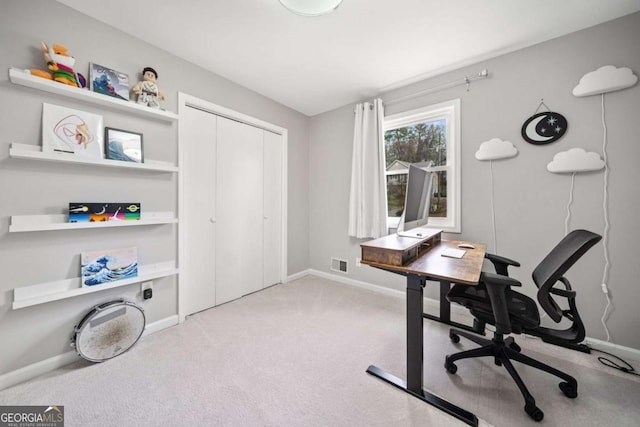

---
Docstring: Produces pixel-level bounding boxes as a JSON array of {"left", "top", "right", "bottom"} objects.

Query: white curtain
[{"left": 348, "top": 98, "right": 387, "bottom": 239}]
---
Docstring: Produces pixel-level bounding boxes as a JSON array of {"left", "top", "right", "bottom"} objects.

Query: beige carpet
[{"left": 1, "top": 276, "right": 639, "bottom": 426}]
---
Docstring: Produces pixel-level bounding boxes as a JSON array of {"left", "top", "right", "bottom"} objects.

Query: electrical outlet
[{"left": 141, "top": 281, "right": 153, "bottom": 300}]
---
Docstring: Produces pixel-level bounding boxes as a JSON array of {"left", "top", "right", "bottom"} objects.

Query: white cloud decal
[
  {"left": 573, "top": 65, "right": 638, "bottom": 97},
  {"left": 547, "top": 148, "right": 605, "bottom": 173},
  {"left": 475, "top": 138, "right": 518, "bottom": 161}
]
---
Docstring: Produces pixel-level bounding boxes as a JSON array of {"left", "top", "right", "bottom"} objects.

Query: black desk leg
[
  {"left": 366, "top": 274, "right": 478, "bottom": 426},
  {"left": 406, "top": 274, "right": 424, "bottom": 392},
  {"left": 422, "top": 281, "right": 485, "bottom": 335}
]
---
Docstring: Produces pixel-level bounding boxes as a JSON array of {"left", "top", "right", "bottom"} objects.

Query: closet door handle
[{"left": 210, "top": 218, "right": 216, "bottom": 223}]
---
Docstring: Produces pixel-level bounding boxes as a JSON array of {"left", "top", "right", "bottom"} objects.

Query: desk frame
[{"left": 363, "top": 239, "right": 485, "bottom": 427}]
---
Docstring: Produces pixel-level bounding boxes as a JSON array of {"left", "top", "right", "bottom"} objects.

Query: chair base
[
  {"left": 539, "top": 336, "right": 591, "bottom": 353},
  {"left": 445, "top": 329, "right": 578, "bottom": 422}
]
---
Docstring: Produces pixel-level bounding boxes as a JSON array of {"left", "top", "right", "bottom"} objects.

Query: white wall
[
  {"left": 0, "top": 1, "right": 309, "bottom": 376},
  {"left": 309, "top": 12, "right": 640, "bottom": 349}
]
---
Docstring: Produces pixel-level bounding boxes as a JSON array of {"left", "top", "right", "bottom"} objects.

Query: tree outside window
[
  {"left": 383, "top": 99, "right": 460, "bottom": 232},
  {"left": 385, "top": 119, "right": 447, "bottom": 219}
]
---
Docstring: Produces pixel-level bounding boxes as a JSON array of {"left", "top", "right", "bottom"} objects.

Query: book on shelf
[
  {"left": 89, "top": 63, "right": 130, "bottom": 101},
  {"left": 69, "top": 203, "right": 141, "bottom": 222}
]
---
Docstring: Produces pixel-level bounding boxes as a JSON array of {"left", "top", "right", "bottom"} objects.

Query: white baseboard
[
  {"left": 304, "top": 268, "right": 474, "bottom": 323},
  {"left": 287, "top": 269, "right": 312, "bottom": 283},
  {"left": 307, "top": 268, "right": 404, "bottom": 299},
  {"left": 584, "top": 337, "right": 640, "bottom": 362},
  {"left": 0, "top": 350, "right": 80, "bottom": 392},
  {"left": 299, "top": 269, "right": 640, "bottom": 361},
  {"left": 143, "top": 314, "right": 179, "bottom": 337},
  {"left": 0, "top": 314, "right": 179, "bottom": 391}
]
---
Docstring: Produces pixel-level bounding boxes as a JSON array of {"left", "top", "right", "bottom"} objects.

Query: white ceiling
[{"left": 58, "top": 0, "right": 640, "bottom": 116}]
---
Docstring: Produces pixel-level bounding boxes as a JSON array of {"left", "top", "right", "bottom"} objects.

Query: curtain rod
[{"left": 384, "top": 69, "right": 489, "bottom": 105}]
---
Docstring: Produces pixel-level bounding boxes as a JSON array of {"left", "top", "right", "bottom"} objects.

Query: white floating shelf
[
  {"left": 8, "top": 68, "right": 178, "bottom": 121},
  {"left": 9, "top": 143, "right": 178, "bottom": 172},
  {"left": 10, "top": 212, "right": 177, "bottom": 233},
  {"left": 13, "top": 261, "right": 178, "bottom": 309}
]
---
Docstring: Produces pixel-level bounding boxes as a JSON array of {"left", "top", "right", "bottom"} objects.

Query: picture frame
[
  {"left": 104, "top": 127, "right": 144, "bottom": 163},
  {"left": 81, "top": 247, "right": 138, "bottom": 287},
  {"left": 42, "top": 103, "right": 104, "bottom": 158},
  {"left": 89, "top": 63, "right": 130, "bottom": 100}
]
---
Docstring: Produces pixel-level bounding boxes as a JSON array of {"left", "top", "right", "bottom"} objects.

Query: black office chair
[{"left": 444, "top": 229, "right": 602, "bottom": 421}]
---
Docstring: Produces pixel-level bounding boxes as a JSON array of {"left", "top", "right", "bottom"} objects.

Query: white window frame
[{"left": 384, "top": 98, "right": 461, "bottom": 233}]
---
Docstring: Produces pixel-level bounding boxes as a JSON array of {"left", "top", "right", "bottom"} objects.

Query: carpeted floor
[{"left": 1, "top": 275, "right": 639, "bottom": 426}]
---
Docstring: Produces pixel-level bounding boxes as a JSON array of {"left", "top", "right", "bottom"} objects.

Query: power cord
[
  {"left": 564, "top": 172, "right": 575, "bottom": 236},
  {"left": 489, "top": 159, "right": 497, "bottom": 253},
  {"left": 491, "top": 330, "right": 637, "bottom": 377},
  {"left": 587, "top": 346, "right": 639, "bottom": 377},
  {"left": 600, "top": 93, "right": 612, "bottom": 342}
]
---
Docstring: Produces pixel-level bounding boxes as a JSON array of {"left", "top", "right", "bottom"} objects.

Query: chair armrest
[
  {"left": 481, "top": 272, "right": 521, "bottom": 335},
  {"left": 481, "top": 271, "right": 522, "bottom": 288},
  {"left": 485, "top": 253, "right": 521, "bottom": 276}
]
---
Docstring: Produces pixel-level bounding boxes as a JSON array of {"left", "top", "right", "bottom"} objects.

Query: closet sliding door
[
  {"left": 216, "top": 117, "right": 264, "bottom": 304},
  {"left": 180, "top": 95, "right": 286, "bottom": 319},
  {"left": 181, "top": 107, "right": 217, "bottom": 315},
  {"left": 263, "top": 130, "right": 282, "bottom": 288}
]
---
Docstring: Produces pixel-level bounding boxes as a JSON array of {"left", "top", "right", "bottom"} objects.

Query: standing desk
[{"left": 361, "top": 231, "right": 486, "bottom": 426}]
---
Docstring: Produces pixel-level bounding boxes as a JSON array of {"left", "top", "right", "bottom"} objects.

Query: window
[{"left": 384, "top": 98, "right": 460, "bottom": 232}]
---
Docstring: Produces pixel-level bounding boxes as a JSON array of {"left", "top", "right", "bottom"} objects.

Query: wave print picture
[
  {"left": 81, "top": 247, "right": 138, "bottom": 287},
  {"left": 105, "top": 127, "right": 143, "bottom": 163}
]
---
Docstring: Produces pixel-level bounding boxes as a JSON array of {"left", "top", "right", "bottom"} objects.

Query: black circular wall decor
[{"left": 521, "top": 111, "right": 568, "bottom": 145}]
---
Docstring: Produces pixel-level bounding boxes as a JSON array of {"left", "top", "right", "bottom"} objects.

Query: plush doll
[
  {"left": 132, "top": 67, "right": 165, "bottom": 108},
  {"left": 29, "top": 42, "right": 83, "bottom": 87}
]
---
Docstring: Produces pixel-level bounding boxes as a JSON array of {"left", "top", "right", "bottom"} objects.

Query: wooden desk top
[{"left": 361, "top": 239, "right": 486, "bottom": 285}]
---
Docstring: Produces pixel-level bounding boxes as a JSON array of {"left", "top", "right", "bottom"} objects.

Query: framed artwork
[
  {"left": 105, "top": 127, "right": 144, "bottom": 163},
  {"left": 69, "top": 203, "right": 141, "bottom": 222},
  {"left": 81, "top": 247, "right": 138, "bottom": 287},
  {"left": 42, "top": 103, "right": 104, "bottom": 158},
  {"left": 89, "top": 63, "right": 130, "bottom": 100}
]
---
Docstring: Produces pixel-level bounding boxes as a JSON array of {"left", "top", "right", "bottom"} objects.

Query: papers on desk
[{"left": 441, "top": 248, "right": 466, "bottom": 259}]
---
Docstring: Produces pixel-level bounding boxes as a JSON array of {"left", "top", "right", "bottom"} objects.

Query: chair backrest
[{"left": 532, "top": 229, "right": 602, "bottom": 322}]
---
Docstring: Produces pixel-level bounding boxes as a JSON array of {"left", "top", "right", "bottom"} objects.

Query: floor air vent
[{"left": 331, "top": 258, "right": 348, "bottom": 273}]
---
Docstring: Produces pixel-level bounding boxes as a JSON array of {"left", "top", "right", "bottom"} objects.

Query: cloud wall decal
[
  {"left": 475, "top": 138, "right": 518, "bottom": 161},
  {"left": 547, "top": 148, "right": 605, "bottom": 173},
  {"left": 573, "top": 65, "right": 638, "bottom": 97}
]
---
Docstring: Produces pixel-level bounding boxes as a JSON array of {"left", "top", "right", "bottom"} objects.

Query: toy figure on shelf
[
  {"left": 29, "top": 42, "right": 83, "bottom": 87},
  {"left": 132, "top": 67, "right": 165, "bottom": 108}
]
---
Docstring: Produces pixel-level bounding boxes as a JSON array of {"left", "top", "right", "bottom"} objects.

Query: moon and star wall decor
[{"left": 521, "top": 102, "right": 568, "bottom": 145}]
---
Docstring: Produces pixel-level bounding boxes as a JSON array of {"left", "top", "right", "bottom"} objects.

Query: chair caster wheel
[
  {"left": 449, "top": 331, "right": 460, "bottom": 343},
  {"left": 444, "top": 357, "right": 457, "bottom": 374},
  {"left": 494, "top": 358, "right": 502, "bottom": 366},
  {"left": 509, "top": 342, "right": 521, "bottom": 352},
  {"left": 525, "top": 403, "right": 544, "bottom": 422},
  {"left": 559, "top": 381, "right": 578, "bottom": 398}
]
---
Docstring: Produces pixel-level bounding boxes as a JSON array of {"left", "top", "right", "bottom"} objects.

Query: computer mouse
[{"left": 458, "top": 243, "right": 475, "bottom": 249}]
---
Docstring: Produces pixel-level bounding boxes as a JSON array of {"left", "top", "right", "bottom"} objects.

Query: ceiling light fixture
[{"left": 279, "top": 0, "right": 343, "bottom": 17}]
